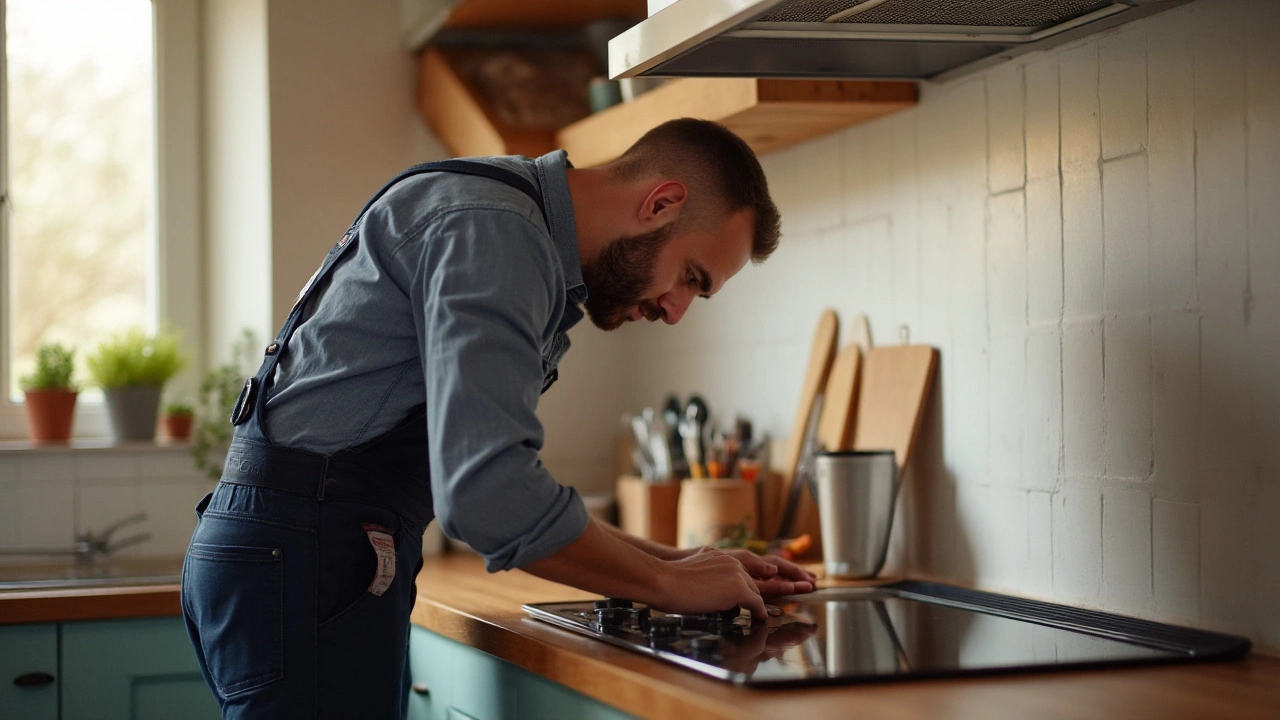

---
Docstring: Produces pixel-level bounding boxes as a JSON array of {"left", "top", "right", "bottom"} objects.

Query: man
[{"left": 182, "top": 118, "right": 814, "bottom": 719}]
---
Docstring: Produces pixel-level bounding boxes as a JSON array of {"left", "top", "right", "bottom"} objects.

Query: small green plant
[
  {"left": 192, "top": 329, "right": 258, "bottom": 481},
  {"left": 20, "top": 343, "right": 78, "bottom": 391},
  {"left": 85, "top": 327, "right": 188, "bottom": 388},
  {"left": 164, "top": 402, "right": 195, "bottom": 417}
]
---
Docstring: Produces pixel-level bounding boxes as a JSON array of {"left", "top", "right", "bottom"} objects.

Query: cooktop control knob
[
  {"left": 595, "top": 598, "right": 634, "bottom": 610},
  {"left": 714, "top": 605, "right": 741, "bottom": 622},
  {"left": 647, "top": 616, "right": 681, "bottom": 643},
  {"left": 595, "top": 607, "right": 628, "bottom": 628},
  {"left": 690, "top": 634, "right": 724, "bottom": 654}
]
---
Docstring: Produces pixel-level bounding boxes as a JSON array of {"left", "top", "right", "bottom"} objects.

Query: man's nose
[{"left": 658, "top": 288, "right": 694, "bottom": 325}]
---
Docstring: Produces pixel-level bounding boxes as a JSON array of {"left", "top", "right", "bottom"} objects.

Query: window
[
  {"left": 3, "top": 0, "right": 156, "bottom": 402},
  {"left": 1, "top": 0, "right": 201, "bottom": 440}
]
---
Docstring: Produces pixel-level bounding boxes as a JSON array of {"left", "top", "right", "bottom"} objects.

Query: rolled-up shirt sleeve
[{"left": 411, "top": 207, "right": 589, "bottom": 572}]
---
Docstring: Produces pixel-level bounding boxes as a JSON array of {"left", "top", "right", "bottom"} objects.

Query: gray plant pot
[{"left": 103, "top": 386, "right": 163, "bottom": 441}]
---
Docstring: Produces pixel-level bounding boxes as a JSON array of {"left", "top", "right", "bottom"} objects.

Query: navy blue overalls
[{"left": 181, "top": 161, "right": 548, "bottom": 719}]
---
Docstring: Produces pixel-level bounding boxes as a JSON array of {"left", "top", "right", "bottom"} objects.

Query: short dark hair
[{"left": 609, "top": 118, "right": 781, "bottom": 263}]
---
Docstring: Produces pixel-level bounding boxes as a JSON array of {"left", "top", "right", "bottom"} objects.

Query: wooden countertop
[
  {"left": 0, "top": 557, "right": 184, "bottom": 624},
  {"left": 410, "top": 554, "right": 1280, "bottom": 720}
]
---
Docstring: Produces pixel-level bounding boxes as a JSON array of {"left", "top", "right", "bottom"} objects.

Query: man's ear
[{"left": 638, "top": 180, "right": 687, "bottom": 224}]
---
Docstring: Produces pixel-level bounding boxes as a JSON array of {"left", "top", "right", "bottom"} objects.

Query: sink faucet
[{"left": 0, "top": 512, "right": 152, "bottom": 563}]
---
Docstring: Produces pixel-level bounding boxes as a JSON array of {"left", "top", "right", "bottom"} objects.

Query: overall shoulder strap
[{"left": 230, "top": 159, "right": 548, "bottom": 430}]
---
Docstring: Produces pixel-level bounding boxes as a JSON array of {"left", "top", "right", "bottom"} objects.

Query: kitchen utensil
[
  {"left": 685, "top": 395, "right": 710, "bottom": 464},
  {"left": 662, "top": 394, "right": 686, "bottom": 472},
  {"left": 777, "top": 398, "right": 823, "bottom": 539},
  {"left": 629, "top": 414, "right": 656, "bottom": 480},
  {"left": 648, "top": 420, "right": 674, "bottom": 481},
  {"left": 776, "top": 309, "right": 839, "bottom": 538},
  {"left": 813, "top": 450, "right": 898, "bottom": 579},
  {"left": 679, "top": 404, "right": 705, "bottom": 478}
]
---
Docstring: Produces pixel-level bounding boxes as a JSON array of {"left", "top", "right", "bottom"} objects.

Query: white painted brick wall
[
  {"left": 1103, "top": 315, "right": 1152, "bottom": 480},
  {"left": 622, "top": 0, "right": 1279, "bottom": 652},
  {"left": 1102, "top": 486, "right": 1154, "bottom": 614},
  {"left": 986, "top": 63, "right": 1025, "bottom": 195},
  {"left": 1099, "top": 26, "right": 1148, "bottom": 160}
]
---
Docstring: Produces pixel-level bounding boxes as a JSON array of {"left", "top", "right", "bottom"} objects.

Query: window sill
[{"left": 0, "top": 439, "right": 193, "bottom": 456}]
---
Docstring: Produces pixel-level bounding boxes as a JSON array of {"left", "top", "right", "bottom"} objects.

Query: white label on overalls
[{"left": 363, "top": 525, "right": 396, "bottom": 597}]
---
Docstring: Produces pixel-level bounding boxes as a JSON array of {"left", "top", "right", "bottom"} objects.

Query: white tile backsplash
[
  {"left": 0, "top": 448, "right": 209, "bottom": 559},
  {"left": 618, "top": 0, "right": 1278, "bottom": 652}
]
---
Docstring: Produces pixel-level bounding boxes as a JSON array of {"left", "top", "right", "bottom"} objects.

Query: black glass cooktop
[{"left": 522, "top": 581, "right": 1251, "bottom": 686}]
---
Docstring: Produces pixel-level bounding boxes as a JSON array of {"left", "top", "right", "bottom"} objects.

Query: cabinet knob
[
  {"left": 13, "top": 671, "right": 56, "bottom": 687},
  {"left": 411, "top": 682, "right": 430, "bottom": 696}
]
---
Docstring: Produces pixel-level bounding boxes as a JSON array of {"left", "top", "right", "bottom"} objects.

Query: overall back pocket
[{"left": 183, "top": 543, "right": 284, "bottom": 697}]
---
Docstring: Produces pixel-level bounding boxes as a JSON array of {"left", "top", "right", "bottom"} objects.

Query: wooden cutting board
[
  {"left": 773, "top": 309, "right": 838, "bottom": 539},
  {"left": 818, "top": 345, "right": 862, "bottom": 452},
  {"left": 852, "top": 345, "right": 939, "bottom": 472},
  {"left": 790, "top": 343, "right": 862, "bottom": 555}
]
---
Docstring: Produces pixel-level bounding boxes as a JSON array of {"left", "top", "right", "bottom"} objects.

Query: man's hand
[
  {"left": 722, "top": 549, "right": 817, "bottom": 597},
  {"left": 654, "top": 547, "right": 768, "bottom": 619}
]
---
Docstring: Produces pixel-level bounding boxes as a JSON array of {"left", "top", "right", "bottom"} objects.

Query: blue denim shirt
[{"left": 264, "top": 151, "right": 590, "bottom": 572}]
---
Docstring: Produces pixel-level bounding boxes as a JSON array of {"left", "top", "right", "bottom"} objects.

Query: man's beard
[{"left": 581, "top": 223, "right": 674, "bottom": 331}]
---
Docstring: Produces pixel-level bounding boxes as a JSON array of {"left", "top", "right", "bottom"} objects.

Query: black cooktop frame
[{"left": 522, "top": 580, "right": 1252, "bottom": 687}]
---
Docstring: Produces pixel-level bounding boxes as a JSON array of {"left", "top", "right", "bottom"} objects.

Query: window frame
[{"left": 0, "top": 0, "right": 203, "bottom": 441}]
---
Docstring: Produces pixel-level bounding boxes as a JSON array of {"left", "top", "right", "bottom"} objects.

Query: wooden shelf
[
  {"left": 416, "top": 0, "right": 917, "bottom": 165},
  {"left": 443, "top": 0, "right": 644, "bottom": 29},
  {"left": 556, "top": 77, "right": 918, "bottom": 167},
  {"left": 419, "top": 47, "right": 584, "bottom": 159}
]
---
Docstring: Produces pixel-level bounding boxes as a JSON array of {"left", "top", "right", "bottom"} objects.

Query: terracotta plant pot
[
  {"left": 23, "top": 389, "right": 78, "bottom": 443},
  {"left": 163, "top": 413, "right": 195, "bottom": 441}
]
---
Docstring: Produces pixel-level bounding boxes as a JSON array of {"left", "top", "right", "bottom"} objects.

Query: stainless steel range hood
[{"left": 609, "top": 0, "right": 1189, "bottom": 82}]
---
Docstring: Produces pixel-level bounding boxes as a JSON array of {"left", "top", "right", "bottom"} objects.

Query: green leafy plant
[
  {"left": 20, "top": 343, "right": 78, "bottom": 391},
  {"left": 84, "top": 327, "right": 187, "bottom": 388},
  {"left": 164, "top": 402, "right": 195, "bottom": 417},
  {"left": 192, "top": 329, "right": 258, "bottom": 481}
]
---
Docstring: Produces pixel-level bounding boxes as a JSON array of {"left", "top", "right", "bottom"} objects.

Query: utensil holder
[
  {"left": 615, "top": 475, "right": 680, "bottom": 546},
  {"left": 676, "top": 480, "right": 757, "bottom": 549}
]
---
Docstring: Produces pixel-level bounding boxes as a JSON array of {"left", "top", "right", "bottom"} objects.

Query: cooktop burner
[{"left": 522, "top": 581, "right": 1250, "bottom": 686}]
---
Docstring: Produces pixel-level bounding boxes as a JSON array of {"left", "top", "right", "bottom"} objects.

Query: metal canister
[{"left": 812, "top": 450, "right": 899, "bottom": 579}]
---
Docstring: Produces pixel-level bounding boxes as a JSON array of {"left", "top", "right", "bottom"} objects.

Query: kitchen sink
[{"left": 0, "top": 557, "right": 184, "bottom": 591}]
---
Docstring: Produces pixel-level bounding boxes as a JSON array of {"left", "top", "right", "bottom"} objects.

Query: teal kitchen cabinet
[
  {"left": 0, "top": 623, "right": 59, "bottom": 720},
  {"left": 60, "top": 617, "right": 220, "bottom": 720},
  {"left": 409, "top": 625, "right": 636, "bottom": 720}
]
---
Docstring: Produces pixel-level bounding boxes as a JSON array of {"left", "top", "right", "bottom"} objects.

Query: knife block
[{"left": 615, "top": 475, "right": 680, "bottom": 546}]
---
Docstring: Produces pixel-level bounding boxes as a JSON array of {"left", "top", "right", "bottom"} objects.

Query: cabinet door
[
  {"left": 407, "top": 625, "right": 441, "bottom": 720},
  {"left": 0, "top": 624, "right": 58, "bottom": 720},
  {"left": 409, "top": 626, "right": 636, "bottom": 720},
  {"left": 61, "top": 616, "right": 221, "bottom": 720}
]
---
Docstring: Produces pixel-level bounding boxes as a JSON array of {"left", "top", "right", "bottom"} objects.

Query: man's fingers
[
  {"left": 755, "top": 578, "right": 815, "bottom": 597},
  {"left": 723, "top": 549, "right": 773, "bottom": 577},
  {"left": 764, "top": 554, "right": 817, "bottom": 581}
]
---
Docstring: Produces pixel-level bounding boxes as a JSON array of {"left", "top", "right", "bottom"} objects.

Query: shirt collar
[{"left": 534, "top": 150, "right": 586, "bottom": 303}]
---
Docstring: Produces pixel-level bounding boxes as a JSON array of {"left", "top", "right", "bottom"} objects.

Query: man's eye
[{"left": 686, "top": 271, "right": 698, "bottom": 286}]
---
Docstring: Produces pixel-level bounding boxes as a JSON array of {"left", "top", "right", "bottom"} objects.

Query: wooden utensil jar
[{"left": 676, "top": 479, "right": 758, "bottom": 549}]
